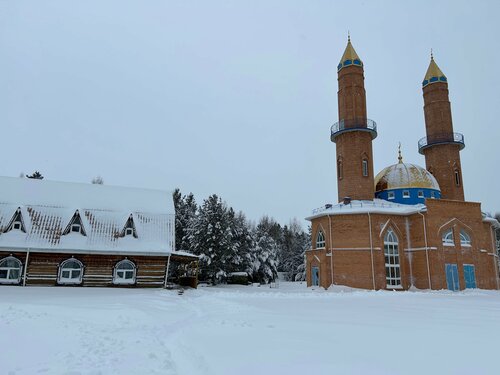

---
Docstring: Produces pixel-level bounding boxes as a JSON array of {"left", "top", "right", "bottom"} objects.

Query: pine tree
[
  {"left": 251, "top": 217, "right": 279, "bottom": 284},
  {"left": 26, "top": 171, "right": 43, "bottom": 179},
  {"left": 173, "top": 189, "right": 198, "bottom": 251},
  {"left": 187, "top": 194, "right": 232, "bottom": 283},
  {"left": 91, "top": 176, "right": 104, "bottom": 184}
]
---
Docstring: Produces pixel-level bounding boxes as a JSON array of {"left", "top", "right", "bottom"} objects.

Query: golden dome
[
  {"left": 337, "top": 35, "right": 363, "bottom": 71},
  {"left": 375, "top": 163, "right": 440, "bottom": 192}
]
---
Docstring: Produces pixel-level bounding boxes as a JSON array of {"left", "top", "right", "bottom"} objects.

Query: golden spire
[
  {"left": 338, "top": 33, "right": 362, "bottom": 71},
  {"left": 423, "top": 50, "right": 447, "bottom": 87},
  {"left": 398, "top": 142, "right": 403, "bottom": 164}
]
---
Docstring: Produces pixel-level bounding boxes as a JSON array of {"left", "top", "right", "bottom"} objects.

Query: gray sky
[{"left": 1, "top": 0, "right": 499, "bottom": 226}]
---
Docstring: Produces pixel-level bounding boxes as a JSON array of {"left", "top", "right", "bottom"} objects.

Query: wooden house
[{"left": 0, "top": 176, "right": 198, "bottom": 287}]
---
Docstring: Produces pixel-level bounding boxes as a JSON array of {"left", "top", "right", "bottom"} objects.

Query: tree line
[{"left": 173, "top": 189, "right": 309, "bottom": 284}]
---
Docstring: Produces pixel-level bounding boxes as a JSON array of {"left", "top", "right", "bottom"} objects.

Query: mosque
[{"left": 305, "top": 38, "right": 499, "bottom": 291}]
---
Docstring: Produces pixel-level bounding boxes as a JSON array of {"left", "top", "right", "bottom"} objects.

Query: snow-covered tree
[
  {"left": 250, "top": 217, "right": 279, "bottom": 284},
  {"left": 187, "top": 194, "right": 232, "bottom": 283},
  {"left": 279, "top": 219, "right": 309, "bottom": 281},
  {"left": 173, "top": 189, "right": 198, "bottom": 251},
  {"left": 226, "top": 211, "right": 254, "bottom": 274}
]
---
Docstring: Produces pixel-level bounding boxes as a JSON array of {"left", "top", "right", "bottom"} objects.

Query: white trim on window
[
  {"left": 362, "top": 159, "right": 368, "bottom": 177},
  {"left": 387, "top": 191, "right": 395, "bottom": 200},
  {"left": 125, "top": 228, "right": 134, "bottom": 236},
  {"left": 402, "top": 190, "right": 410, "bottom": 198},
  {"left": 113, "top": 259, "right": 136, "bottom": 285},
  {"left": 384, "top": 229, "right": 401, "bottom": 288},
  {"left": 0, "top": 256, "right": 23, "bottom": 284},
  {"left": 316, "top": 230, "right": 326, "bottom": 249},
  {"left": 418, "top": 190, "right": 424, "bottom": 198},
  {"left": 442, "top": 229, "right": 454, "bottom": 246},
  {"left": 58, "top": 258, "right": 84, "bottom": 285},
  {"left": 460, "top": 230, "right": 471, "bottom": 247}
]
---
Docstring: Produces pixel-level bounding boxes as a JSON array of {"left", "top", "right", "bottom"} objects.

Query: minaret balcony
[
  {"left": 418, "top": 132, "right": 465, "bottom": 154},
  {"left": 330, "top": 118, "right": 377, "bottom": 142}
]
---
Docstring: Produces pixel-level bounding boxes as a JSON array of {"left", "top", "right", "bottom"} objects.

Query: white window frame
[
  {"left": 384, "top": 229, "right": 401, "bottom": 288},
  {"left": 418, "top": 190, "right": 424, "bottom": 198},
  {"left": 12, "top": 221, "right": 22, "bottom": 230},
  {"left": 362, "top": 159, "right": 368, "bottom": 177},
  {"left": 460, "top": 230, "right": 471, "bottom": 247},
  {"left": 0, "top": 256, "right": 23, "bottom": 284},
  {"left": 387, "top": 191, "right": 395, "bottom": 200},
  {"left": 71, "top": 223, "right": 82, "bottom": 233},
  {"left": 316, "top": 230, "right": 326, "bottom": 249},
  {"left": 442, "top": 229, "right": 454, "bottom": 246},
  {"left": 125, "top": 228, "right": 134, "bottom": 236},
  {"left": 113, "top": 259, "right": 136, "bottom": 285},
  {"left": 58, "top": 258, "right": 84, "bottom": 285},
  {"left": 402, "top": 190, "right": 410, "bottom": 198},
  {"left": 430, "top": 191, "right": 435, "bottom": 199}
]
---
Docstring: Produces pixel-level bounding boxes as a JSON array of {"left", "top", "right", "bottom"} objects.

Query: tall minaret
[
  {"left": 331, "top": 36, "right": 377, "bottom": 202},
  {"left": 419, "top": 52, "right": 465, "bottom": 201}
]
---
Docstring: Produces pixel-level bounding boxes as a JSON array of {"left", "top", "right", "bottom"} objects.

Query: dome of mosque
[
  {"left": 375, "top": 162, "right": 440, "bottom": 192},
  {"left": 374, "top": 147, "right": 441, "bottom": 205}
]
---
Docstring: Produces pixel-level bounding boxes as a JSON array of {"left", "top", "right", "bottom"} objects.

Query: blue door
[
  {"left": 463, "top": 265, "right": 477, "bottom": 289},
  {"left": 312, "top": 266, "right": 319, "bottom": 286},
  {"left": 445, "top": 264, "right": 460, "bottom": 291}
]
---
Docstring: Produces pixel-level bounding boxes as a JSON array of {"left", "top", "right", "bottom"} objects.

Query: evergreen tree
[
  {"left": 91, "top": 176, "right": 104, "bottom": 184},
  {"left": 187, "top": 194, "right": 232, "bottom": 282},
  {"left": 250, "top": 217, "right": 279, "bottom": 284},
  {"left": 26, "top": 171, "right": 43, "bottom": 179},
  {"left": 279, "top": 219, "right": 309, "bottom": 281},
  {"left": 226, "top": 211, "right": 254, "bottom": 274},
  {"left": 173, "top": 189, "right": 198, "bottom": 251}
]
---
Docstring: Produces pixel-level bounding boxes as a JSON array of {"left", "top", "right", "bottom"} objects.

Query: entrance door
[
  {"left": 445, "top": 263, "right": 460, "bottom": 291},
  {"left": 463, "top": 264, "right": 477, "bottom": 289},
  {"left": 312, "top": 266, "right": 319, "bottom": 286}
]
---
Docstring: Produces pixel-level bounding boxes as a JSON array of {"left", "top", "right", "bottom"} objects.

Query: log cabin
[{"left": 0, "top": 176, "right": 198, "bottom": 287}]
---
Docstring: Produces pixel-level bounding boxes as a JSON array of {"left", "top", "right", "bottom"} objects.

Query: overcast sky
[{"left": 1, "top": 0, "right": 499, "bottom": 226}]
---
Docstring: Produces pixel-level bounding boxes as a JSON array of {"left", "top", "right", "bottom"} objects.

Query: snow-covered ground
[{"left": 1, "top": 283, "right": 499, "bottom": 375}]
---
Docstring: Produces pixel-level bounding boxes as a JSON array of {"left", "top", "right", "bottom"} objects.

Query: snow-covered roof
[
  {"left": 306, "top": 199, "right": 426, "bottom": 221},
  {"left": 0, "top": 176, "right": 174, "bottom": 255}
]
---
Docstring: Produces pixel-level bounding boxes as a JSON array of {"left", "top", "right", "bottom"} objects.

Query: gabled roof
[{"left": 0, "top": 176, "right": 174, "bottom": 255}]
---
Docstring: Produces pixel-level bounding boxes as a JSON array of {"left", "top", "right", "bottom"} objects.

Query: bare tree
[{"left": 91, "top": 176, "right": 104, "bottom": 185}]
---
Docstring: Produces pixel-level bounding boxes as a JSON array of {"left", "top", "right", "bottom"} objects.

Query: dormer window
[
  {"left": 122, "top": 215, "right": 138, "bottom": 238},
  {"left": 6, "top": 208, "right": 26, "bottom": 233},
  {"left": 63, "top": 210, "right": 86, "bottom": 236}
]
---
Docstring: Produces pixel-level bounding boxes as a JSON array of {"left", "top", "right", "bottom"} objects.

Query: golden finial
[{"left": 398, "top": 142, "right": 403, "bottom": 164}]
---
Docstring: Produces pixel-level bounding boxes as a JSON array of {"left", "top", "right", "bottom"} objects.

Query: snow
[
  {"left": 0, "top": 176, "right": 175, "bottom": 254},
  {"left": 1, "top": 283, "right": 499, "bottom": 374}
]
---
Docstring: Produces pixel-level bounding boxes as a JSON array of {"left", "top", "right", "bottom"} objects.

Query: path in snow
[{"left": 1, "top": 283, "right": 499, "bottom": 374}]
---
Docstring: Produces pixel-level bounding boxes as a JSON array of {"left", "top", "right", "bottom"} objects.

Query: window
[
  {"left": 316, "top": 230, "right": 325, "bottom": 249},
  {"left": 430, "top": 191, "right": 435, "bottom": 199},
  {"left": 0, "top": 256, "right": 22, "bottom": 284},
  {"left": 454, "top": 170, "right": 461, "bottom": 187},
  {"left": 337, "top": 160, "right": 343, "bottom": 180},
  {"left": 460, "top": 230, "right": 471, "bottom": 247},
  {"left": 388, "top": 191, "right": 395, "bottom": 200},
  {"left": 402, "top": 190, "right": 410, "bottom": 198},
  {"left": 113, "top": 259, "right": 136, "bottom": 285},
  {"left": 125, "top": 228, "right": 134, "bottom": 236},
  {"left": 442, "top": 229, "right": 454, "bottom": 246},
  {"left": 362, "top": 159, "right": 368, "bottom": 177},
  {"left": 63, "top": 211, "right": 86, "bottom": 236},
  {"left": 418, "top": 190, "right": 424, "bottom": 198},
  {"left": 58, "top": 259, "right": 84, "bottom": 284},
  {"left": 384, "top": 229, "right": 401, "bottom": 288},
  {"left": 71, "top": 224, "right": 82, "bottom": 233}
]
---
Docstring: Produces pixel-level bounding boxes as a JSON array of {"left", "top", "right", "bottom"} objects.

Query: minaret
[
  {"left": 419, "top": 52, "right": 465, "bottom": 201},
  {"left": 331, "top": 36, "right": 377, "bottom": 202}
]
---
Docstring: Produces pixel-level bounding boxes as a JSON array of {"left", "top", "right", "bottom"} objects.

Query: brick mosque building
[{"left": 306, "top": 38, "right": 500, "bottom": 291}]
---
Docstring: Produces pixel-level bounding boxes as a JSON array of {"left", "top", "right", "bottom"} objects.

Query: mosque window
[
  {"left": 460, "top": 230, "right": 471, "bottom": 247},
  {"left": 430, "top": 191, "right": 436, "bottom": 199},
  {"left": 418, "top": 190, "right": 424, "bottom": 198},
  {"left": 362, "top": 159, "right": 368, "bottom": 177},
  {"left": 454, "top": 170, "right": 461, "bottom": 187},
  {"left": 384, "top": 229, "right": 401, "bottom": 288},
  {"left": 442, "top": 229, "right": 454, "bottom": 246},
  {"left": 337, "top": 160, "right": 343, "bottom": 180},
  {"left": 388, "top": 191, "right": 395, "bottom": 200},
  {"left": 316, "top": 230, "right": 325, "bottom": 249},
  {"left": 402, "top": 190, "right": 410, "bottom": 198}
]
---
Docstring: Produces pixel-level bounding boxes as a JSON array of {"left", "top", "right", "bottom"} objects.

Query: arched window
[
  {"left": 362, "top": 159, "right": 369, "bottom": 177},
  {"left": 337, "top": 160, "right": 343, "bottom": 180},
  {"left": 384, "top": 229, "right": 401, "bottom": 288},
  {"left": 454, "top": 169, "right": 461, "bottom": 187},
  {"left": 316, "top": 230, "right": 325, "bottom": 249},
  {"left": 460, "top": 230, "right": 471, "bottom": 247},
  {"left": 442, "top": 229, "right": 454, "bottom": 246},
  {"left": 0, "top": 256, "right": 23, "bottom": 284},
  {"left": 58, "top": 258, "right": 84, "bottom": 285},
  {"left": 113, "top": 259, "right": 136, "bottom": 285}
]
